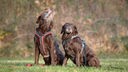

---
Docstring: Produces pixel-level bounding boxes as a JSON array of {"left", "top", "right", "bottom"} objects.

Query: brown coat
[
  {"left": 34, "top": 8, "right": 64, "bottom": 65},
  {"left": 61, "top": 23, "right": 100, "bottom": 67}
]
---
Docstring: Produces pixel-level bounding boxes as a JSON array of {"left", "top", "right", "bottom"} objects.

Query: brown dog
[
  {"left": 61, "top": 23, "right": 100, "bottom": 67},
  {"left": 34, "top": 8, "right": 64, "bottom": 65}
]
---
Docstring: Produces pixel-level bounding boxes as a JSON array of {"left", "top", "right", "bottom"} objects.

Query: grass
[{"left": 0, "top": 57, "right": 128, "bottom": 72}]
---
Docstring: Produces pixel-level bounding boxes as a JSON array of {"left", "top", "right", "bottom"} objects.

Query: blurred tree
[{"left": 0, "top": 0, "right": 128, "bottom": 57}]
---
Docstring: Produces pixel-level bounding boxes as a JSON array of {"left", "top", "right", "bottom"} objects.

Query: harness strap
[
  {"left": 80, "top": 40, "right": 86, "bottom": 54},
  {"left": 35, "top": 31, "right": 52, "bottom": 58},
  {"left": 63, "top": 35, "right": 86, "bottom": 55},
  {"left": 43, "top": 55, "right": 50, "bottom": 58},
  {"left": 71, "top": 35, "right": 86, "bottom": 54},
  {"left": 81, "top": 40, "right": 86, "bottom": 65},
  {"left": 71, "top": 35, "right": 78, "bottom": 39}
]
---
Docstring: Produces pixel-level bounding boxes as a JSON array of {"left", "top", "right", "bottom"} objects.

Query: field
[
  {"left": 0, "top": 0, "right": 128, "bottom": 72},
  {"left": 0, "top": 54, "right": 128, "bottom": 72}
]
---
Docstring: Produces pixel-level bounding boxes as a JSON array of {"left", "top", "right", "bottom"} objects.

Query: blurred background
[{"left": 0, "top": 0, "right": 128, "bottom": 58}]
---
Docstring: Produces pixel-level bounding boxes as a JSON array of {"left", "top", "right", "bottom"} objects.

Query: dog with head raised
[{"left": 34, "top": 8, "right": 64, "bottom": 65}]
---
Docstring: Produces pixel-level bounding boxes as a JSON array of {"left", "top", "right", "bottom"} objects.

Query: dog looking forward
[{"left": 61, "top": 23, "right": 100, "bottom": 67}]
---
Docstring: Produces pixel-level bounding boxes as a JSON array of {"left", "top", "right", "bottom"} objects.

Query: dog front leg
[
  {"left": 49, "top": 37, "right": 56, "bottom": 65},
  {"left": 50, "top": 48, "right": 56, "bottom": 65},
  {"left": 62, "top": 56, "right": 68, "bottom": 66},
  {"left": 34, "top": 45, "right": 40, "bottom": 65},
  {"left": 76, "top": 52, "right": 81, "bottom": 67}
]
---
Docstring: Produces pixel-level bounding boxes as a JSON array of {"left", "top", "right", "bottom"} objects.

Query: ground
[{"left": 0, "top": 56, "right": 128, "bottom": 72}]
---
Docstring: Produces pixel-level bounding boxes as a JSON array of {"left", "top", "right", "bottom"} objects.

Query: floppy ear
[
  {"left": 36, "top": 16, "right": 41, "bottom": 24},
  {"left": 74, "top": 25, "right": 78, "bottom": 34},
  {"left": 61, "top": 25, "right": 65, "bottom": 34}
]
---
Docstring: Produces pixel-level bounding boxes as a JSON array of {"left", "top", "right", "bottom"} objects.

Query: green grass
[{"left": 0, "top": 57, "right": 128, "bottom": 72}]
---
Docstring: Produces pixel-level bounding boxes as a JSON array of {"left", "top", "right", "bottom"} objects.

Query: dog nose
[
  {"left": 66, "top": 28, "right": 72, "bottom": 33},
  {"left": 44, "top": 9, "right": 52, "bottom": 19}
]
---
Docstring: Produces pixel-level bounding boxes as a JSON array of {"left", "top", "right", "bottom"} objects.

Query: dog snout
[{"left": 66, "top": 27, "right": 72, "bottom": 33}]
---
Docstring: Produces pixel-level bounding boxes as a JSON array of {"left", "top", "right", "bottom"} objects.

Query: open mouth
[
  {"left": 66, "top": 29, "right": 72, "bottom": 34},
  {"left": 66, "top": 31, "right": 71, "bottom": 34},
  {"left": 66, "top": 33, "right": 70, "bottom": 34}
]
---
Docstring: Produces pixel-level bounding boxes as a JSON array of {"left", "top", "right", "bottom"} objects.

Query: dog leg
[
  {"left": 48, "top": 36, "right": 57, "bottom": 65},
  {"left": 76, "top": 52, "right": 81, "bottom": 67},
  {"left": 34, "top": 45, "right": 40, "bottom": 65},
  {"left": 50, "top": 48, "right": 56, "bottom": 65},
  {"left": 62, "top": 56, "right": 68, "bottom": 66}
]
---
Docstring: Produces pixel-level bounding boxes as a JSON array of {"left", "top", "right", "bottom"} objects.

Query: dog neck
[
  {"left": 62, "top": 34, "right": 79, "bottom": 46},
  {"left": 62, "top": 32, "right": 78, "bottom": 40},
  {"left": 35, "top": 28, "right": 52, "bottom": 37},
  {"left": 37, "top": 26, "right": 51, "bottom": 34}
]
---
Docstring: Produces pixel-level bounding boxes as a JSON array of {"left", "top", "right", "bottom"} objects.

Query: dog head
[
  {"left": 36, "top": 8, "right": 55, "bottom": 31},
  {"left": 61, "top": 23, "right": 78, "bottom": 35},
  {"left": 61, "top": 23, "right": 78, "bottom": 40}
]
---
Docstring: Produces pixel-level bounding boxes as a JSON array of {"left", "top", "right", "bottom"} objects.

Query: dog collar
[
  {"left": 62, "top": 35, "right": 78, "bottom": 46},
  {"left": 71, "top": 35, "right": 79, "bottom": 39}
]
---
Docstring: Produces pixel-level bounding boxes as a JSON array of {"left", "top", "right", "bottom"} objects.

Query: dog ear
[
  {"left": 36, "top": 15, "right": 41, "bottom": 24},
  {"left": 74, "top": 25, "right": 78, "bottom": 34},
  {"left": 61, "top": 25, "right": 65, "bottom": 34}
]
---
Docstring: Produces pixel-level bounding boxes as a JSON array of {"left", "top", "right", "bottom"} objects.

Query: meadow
[
  {"left": 0, "top": 53, "right": 128, "bottom": 72},
  {"left": 0, "top": 0, "right": 128, "bottom": 72}
]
